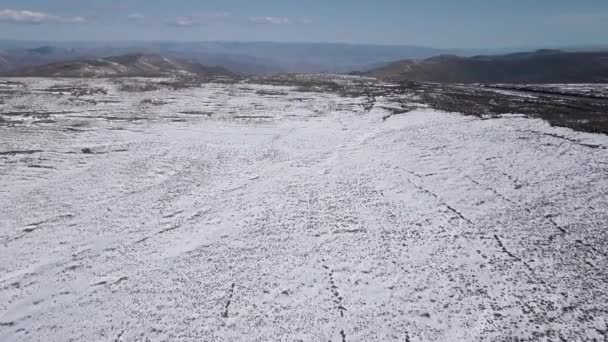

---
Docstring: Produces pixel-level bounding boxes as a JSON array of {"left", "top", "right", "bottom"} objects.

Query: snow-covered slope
[{"left": 1, "top": 77, "right": 607, "bottom": 341}]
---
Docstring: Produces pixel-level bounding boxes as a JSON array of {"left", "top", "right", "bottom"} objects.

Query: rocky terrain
[
  {"left": 1, "top": 75, "right": 607, "bottom": 341},
  {"left": 365, "top": 50, "right": 608, "bottom": 83}
]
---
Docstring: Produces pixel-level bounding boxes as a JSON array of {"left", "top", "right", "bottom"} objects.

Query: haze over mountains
[
  {"left": 0, "top": 45, "right": 85, "bottom": 74},
  {"left": 0, "top": 40, "right": 562, "bottom": 75},
  {"left": 2, "top": 41, "right": 608, "bottom": 83}
]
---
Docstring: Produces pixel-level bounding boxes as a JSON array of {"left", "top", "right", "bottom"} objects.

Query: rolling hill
[
  {"left": 4, "top": 53, "right": 234, "bottom": 78},
  {"left": 0, "top": 46, "right": 86, "bottom": 74},
  {"left": 365, "top": 50, "right": 608, "bottom": 83}
]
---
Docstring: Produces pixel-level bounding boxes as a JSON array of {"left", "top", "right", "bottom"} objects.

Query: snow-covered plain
[{"left": 1, "top": 77, "right": 608, "bottom": 341}]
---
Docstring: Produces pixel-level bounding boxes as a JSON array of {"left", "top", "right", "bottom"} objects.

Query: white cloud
[
  {"left": 248, "top": 16, "right": 313, "bottom": 25},
  {"left": 168, "top": 16, "right": 196, "bottom": 27},
  {"left": 167, "top": 12, "right": 231, "bottom": 27},
  {"left": 0, "top": 9, "right": 86, "bottom": 24},
  {"left": 68, "top": 16, "right": 87, "bottom": 24},
  {"left": 249, "top": 16, "right": 291, "bottom": 25}
]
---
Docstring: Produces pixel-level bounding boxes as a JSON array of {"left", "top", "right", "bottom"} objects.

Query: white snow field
[{"left": 1, "top": 77, "right": 608, "bottom": 341}]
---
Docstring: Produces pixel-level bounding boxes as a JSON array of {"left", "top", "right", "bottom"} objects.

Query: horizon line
[{"left": 1, "top": 38, "right": 607, "bottom": 52}]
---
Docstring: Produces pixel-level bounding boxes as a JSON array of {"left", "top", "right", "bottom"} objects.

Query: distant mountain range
[
  {"left": 2, "top": 42, "right": 608, "bottom": 83},
  {"left": 364, "top": 50, "right": 608, "bottom": 83},
  {"left": 4, "top": 53, "right": 232, "bottom": 78},
  {"left": 0, "top": 45, "right": 86, "bottom": 74},
  {"left": 0, "top": 41, "right": 524, "bottom": 75}
]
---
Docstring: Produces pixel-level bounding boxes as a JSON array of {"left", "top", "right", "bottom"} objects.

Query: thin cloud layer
[
  {"left": 249, "top": 16, "right": 291, "bottom": 25},
  {"left": 0, "top": 8, "right": 308, "bottom": 28},
  {"left": 166, "top": 13, "right": 308, "bottom": 27},
  {"left": 166, "top": 12, "right": 231, "bottom": 27},
  {"left": 0, "top": 9, "right": 86, "bottom": 24}
]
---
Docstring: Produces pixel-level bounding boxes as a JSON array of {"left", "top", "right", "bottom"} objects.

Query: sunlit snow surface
[{"left": 1, "top": 77, "right": 608, "bottom": 341}]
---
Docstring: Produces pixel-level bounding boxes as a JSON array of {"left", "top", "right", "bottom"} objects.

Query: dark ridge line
[
  {"left": 222, "top": 283, "right": 236, "bottom": 318},
  {"left": 574, "top": 239, "right": 608, "bottom": 259},
  {"left": 162, "top": 210, "right": 184, "bottom": 219},
  {"left": 541, "top": 132, "right": 605, "bottom": 149},
  {"left": 157, "top": 224, "right": 181, "bottom": 235},
  {"left": 0, "top": 149, "right": 43, "bottom": 156},
  {"left": 522, "top": 130, "right": 606, "bottom": 150},
  {"left": 546, "top": 216, "right": 568, "bottom": 234},
  {"left": 466, "top": 176, "right": 515, "bottom": 205},
  {"left": 406, "top": 170, "right": 476, "bottom": 225},
  {"left": 233, "top": 115, "right": 273, "bottom": 119},
  {"left": 484, "top": 85, "right": 608, "bottom": 101},
  {"left": 0, "top": 214, "right": 74, "bottom": 244},
  {"left": 493, "top": 234, "right": 535, "bottom": 274},
  {"left": 1, "top": 111, "right": 75, "bottom": 117},
  {"left": 445, "top": 204, "right": 475, "bottom": 226},
  {"left": 468, "top": 174, "right": 604, "bottom": 271}
]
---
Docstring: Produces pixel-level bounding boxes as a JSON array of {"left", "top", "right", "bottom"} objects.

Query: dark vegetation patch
[
  {"left": 118, "top": 82, "right": 161, "bottom": 93},
  {"left": 1, "top": 110, "right": 75, "bottom": 118},
  {"left": 116, "top": 76, "right": 239, "bottom": 93},
  {"left": 46, "top": 85, "right": 108, "bottom": 96},
  {"left": 255, "top": 89, "right": 288, "bottom": 96},
  {"left": 157, "top": 78, "right": 204, "bottom": 90},
  {"left": 398, "top": 82, "right": 608, "bottom": 134},
  {"left": 0, "top": 150, "right": 43, "bottom": 156},
  {"left": 250, "top": 75, "right": 608, "bottom": 135},
  {"left": 66, "top": 114, "right": 145, "bottom": 122},
  {"left": 233, "top": 115, "right": 273, "bottom": 119},
  {"left": 140, "top": 98, "right": 168, "bottom": 106},
  {"left": 248, "top": 75, "right": 350, "bottom": 94},
  {"left": 179, "top": 111, "right": 213, "bottom": 116},
  {"left": 483, "top": 84, "right": 608, "bottom": 100}
]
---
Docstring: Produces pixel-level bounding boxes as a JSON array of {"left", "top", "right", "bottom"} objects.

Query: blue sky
[{"left": 0, "top": 0, "right": 607, "bottom": 48}]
